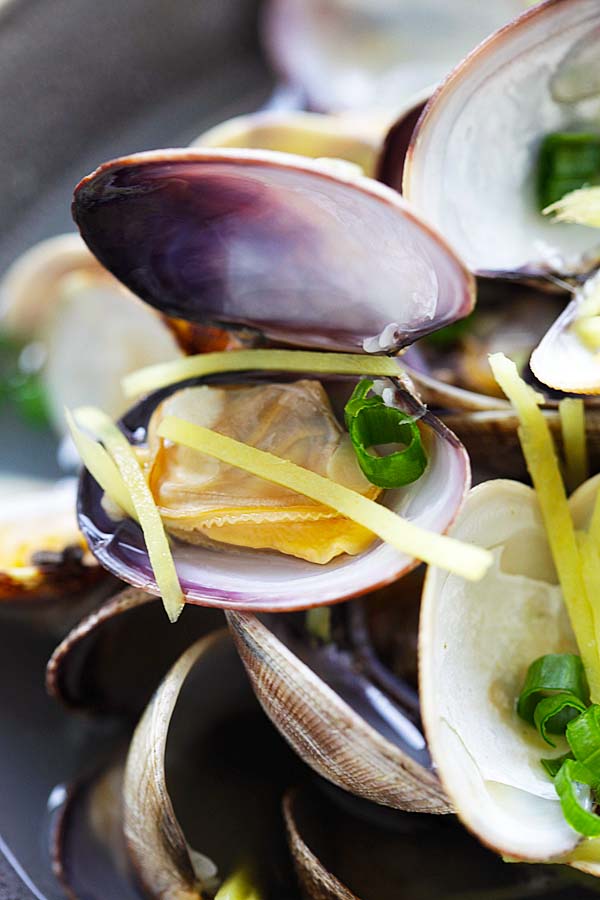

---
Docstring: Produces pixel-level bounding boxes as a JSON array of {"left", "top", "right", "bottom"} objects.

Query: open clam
[
  {"left": 70, "top": 147, "right": 477, "bottom": 613},
  {"left": 419, "top": 476, "right": 600, "bottom": 871},
  {"left": 0, "top": 476, "right": 112, "bottom": 629},
  {"left": 283, "top": 785, "right": 589, "bottom": 899},
  {"left": 227, "top": 574, "right": 448, "bottom": 812},
  {"left": 262, "top": 0, "right": 524, "bottom": 114},
  {"left": 402, "top": 0, "right": 600, "bottom": 283},
  {"left": 53, "top": 630, "right": 302, "bottom": 898},
  {"left": 192, "top": 109, "right": 391, "bottom": 178},
  {"left": 46, "top": 586, "right": 223, "bottom": 716},
  {"left": 0, "top": 232, "right": 182, "bottom": 435}
]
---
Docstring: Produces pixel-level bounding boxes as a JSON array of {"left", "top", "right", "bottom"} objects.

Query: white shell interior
[
  {"left": 530, "top": 276, "right": 600, "bottom": 394},
  {"left": 404, "top": 0, "right": 600, "bottom": 274},
  {"left": 420, "top": 479, "right": 585, "bottom": 861},
  {"left": 264, "top": 0, "right": 524, "bottom": 113}
]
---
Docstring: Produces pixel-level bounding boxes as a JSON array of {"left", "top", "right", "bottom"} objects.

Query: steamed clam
[
  {"left": 262, "top": 0, "right": 525, "bottom": 113},
  {"left": 227, "top": 576, "right": 447, "bottom": 813},
  {"left": 53, "top": 631, "right": 302, "bottom": 898},
  {"left": 192, "top": 108, "right": 391, "bottom": 178},
  {"left": 0, "top": 232, "right": 182, "bottom": 435},
  {"left": 0, "top": 476, "right": 111, "bottom": 628},
  {"left": 397, "top": 0, "right": 600, "bottom": 398},
  {"left": 69, "top": 147, "right": 479, "bottom": 613}
]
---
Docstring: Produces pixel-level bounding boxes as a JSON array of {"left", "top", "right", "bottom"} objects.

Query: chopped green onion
[
  {"left": 537, "top": 132, "right": 600, "bottom": 210},
  {"left": 541, "top": 752, "right": 573, "bottom": 779},
  {"left": 343, "top": 380, "right": 427, "bottom": 489},
  {"left": 554, "top": 758, "right": 600, "bottom": 838},
  {"left": 534, "top": 693, "right": 587, "bottom": 747},
  {"left": 517, "top": 653, "right": 589, "bottom": 729},
  {"left": 566, "top": 704, "right": 600, "bottom": 781}
]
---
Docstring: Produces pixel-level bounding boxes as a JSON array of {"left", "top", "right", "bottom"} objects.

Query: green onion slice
[
  {"left": 343, "top": 380, "right": 427, "bottom": 489},
  {"left": 537, "top": 132, "right": 600, "bottom": 211},
  {"left": 541, "top": 752, "right": 573, "bottom": 780},
  {"left": 554, "top": 758, "right": 600, "bottom": 838},
  {"left": 517, "top": 653, "right": 589, "bottom": 730},
  {"left": 534, "top": 693, "right": 588, "bottom": 747},
  {"left": 567, "top": 704, "right": 600, "bottom": 781}
]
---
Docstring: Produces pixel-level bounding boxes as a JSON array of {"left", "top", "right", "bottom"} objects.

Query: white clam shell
[
  {"left": 403, "top": 0, "right": 600, "bottom": 278},
  {"left": 0, "top": 233, "right": 181, "bottom": 434},
  {"left": 192, "top": 109, "right": 390, "bottom": 178},
  {"left": 420, "top": 479, "right": 588, "bottom": 862},
  {"left": 263, "top": 0, "right": 524, "bottom": 113}
]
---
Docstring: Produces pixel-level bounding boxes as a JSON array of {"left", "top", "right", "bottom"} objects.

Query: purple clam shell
[
  {"left": 77, "top": 371, "right": 470, "bottom": 612},
  {"left": 73, "top": 149, "right": 474, "bottom": 354}
]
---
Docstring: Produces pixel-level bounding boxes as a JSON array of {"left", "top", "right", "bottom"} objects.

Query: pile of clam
[{"left": 7, "top": 1, "right": 600, "bottom": 897}]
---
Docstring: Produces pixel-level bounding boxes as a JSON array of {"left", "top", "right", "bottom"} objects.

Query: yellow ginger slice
[
  {"left": 146, "top": 381, "right": 380, "bottom": 564},
  {"left": 122, "top": 349, "right": 403, "bottom": 399},
  {"left": 73, "top": 406, "right": 184, "bottom": 623},
  {"left": 559, "top": 397, "right": 588, "bottom": 492},
  {"left": 544, "top": 186, "right": 600, "bottom": 228},
  {"left": 156, "top": 415, "right": 492, "bottom": 581},
  {"left": 489, "top": 352, "right": 600, "bottom": 699}
]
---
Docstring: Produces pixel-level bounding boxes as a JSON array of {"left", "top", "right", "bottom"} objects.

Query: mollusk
[
  {"left": 419, "top": 476, "right": 600, "bottom": 869},
  {"left": 402, "top": 0, "right": 600, "bottom": 282},
  {"left": 0, "top": 476, "right": 109, "bottom": 626},
  {"left": 53, "top": 631, "right": 302, "bottom": 899},
  {"left": 71, "top": 148, "right": 475, "bottom": 612},
  {"left": 192, "top": 108, "right": 391, "bottom": 178},
  {"left": 0, "top": 233, "right": 182, "bottom": 434},
  {"left": 262, "top": 0, "right": 525, "bottom": 113},
  {"left": 227, "top": 575, "right": 447, "bottom": 812}
]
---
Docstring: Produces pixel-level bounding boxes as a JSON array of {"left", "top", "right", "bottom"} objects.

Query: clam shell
[
  {"left": 227, "top": 601, "right": 449, "bottom": 813},
  {"left": 192, "top": 109, "right": 390, "bottom": 177},
  {"left": 78, "top": 374, "right": 471, "bottom": 611},
  {"left": 46, "top": 586, "right": 224, "bottom": 715},
  {"left": 262, "top": 0, "right": 524, "bottom": 113},
  {"left": 403, "top": 0, "right": 600, "bottom": 280},
  {"left": 0, "top": 232, "right": 181, "bottom": 433},
  {"left": 73, "top": 148, "right": 474, "bottom": 354},
  {"left": 0, "top": 477, "right": 111, "bottom": 629},
  {"left": 419, "top": 478, "right": 596, "bottom": 863},
  {"left": 530, "top": 288, "right": 600, "bottom": 394},
  {"left": 283, "top": 785, "right": 570, "bottom": 900},
  {"left": 123, "top": 630, "right": 301, "bottom": 898}
]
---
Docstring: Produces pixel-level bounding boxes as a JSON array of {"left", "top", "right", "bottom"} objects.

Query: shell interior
[
  {"left": 420, "top": 479, "right": 589, "bottom": 862},
  {"left": 73, "top": 149, "right": 474, "bottom": 355},
  {"left": 403, "top": 0, "right": 600, "bottom": 276},
  {"left": 78, "top": 373, "right": 470, "bottom": 611}
]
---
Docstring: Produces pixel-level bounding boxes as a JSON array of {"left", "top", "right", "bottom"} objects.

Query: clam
[
  {"left": 46, "top": 586, "right": 223, "bottom": 716},
  {"left": 0, "top": 232, "right": 182, "bottom": 435},
  {"left": 283, "top": 785, "right": 585, "bottom": 899},
  {"left": 71, "top": 147, "right": 476, "bottom": 612},
  {"left": 262, "top": 0, "right": 525, "bottom": 113},
  {"left": 227, "top": 574, "right": 448, "bottom": 812},
  {"left": 402, "top": 0, "right": 600, "bottom": 283},
  {"left": 419, "top": 476, "right": 600, "bottom": 870},
  {"left": 53, "top": 630, "right": 302, "bottom": 898},
  {"left": 192, "top": 109, "right": 391, "bottom": 178},
  {"left": 0, "top": 476, "right": 112, "bottom": 629}
]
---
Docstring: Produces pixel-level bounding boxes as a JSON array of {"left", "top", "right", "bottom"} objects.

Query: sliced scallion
[
  {"left": 517, "top": 653, "right": 589, "bottom": 728},
  {"left": 554, "top": 758, "right": 600, "bottom": 838},
  {"left": 566, "top": 704, "right": 600, "bottom": 781},
  {"left": 537, "top": 132, "right": 600, "bottom": 211},
  {"left": 343, "top": 379, "right": 427, "bottom": 488}
]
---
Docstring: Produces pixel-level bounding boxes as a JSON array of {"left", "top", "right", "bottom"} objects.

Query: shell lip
[
  {"left": 77, "top": 369, "right": 471, "bottom": 613},
  {"left": 73, "top": 147, "right": 475, "bottom": 357}
]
